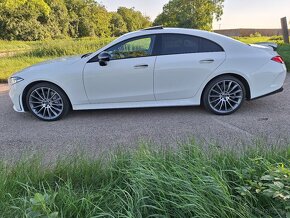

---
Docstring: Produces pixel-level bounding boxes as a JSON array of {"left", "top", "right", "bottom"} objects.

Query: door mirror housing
[{"left": 98, "top": 52, "right": 111, "bottom": 66}]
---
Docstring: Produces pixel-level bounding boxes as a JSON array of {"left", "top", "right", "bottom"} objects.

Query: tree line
[
  {"left": 0, "top": 0, "right": 224, "bottom": 41},
  {"left": 0, "top": 0, "right": 152, "bottom": 41}
]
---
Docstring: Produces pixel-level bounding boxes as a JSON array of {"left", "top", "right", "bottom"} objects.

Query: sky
[{"left": 99, "top": 0, "right": 290, "bottom": 29}]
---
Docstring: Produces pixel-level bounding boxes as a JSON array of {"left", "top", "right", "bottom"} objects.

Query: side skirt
[{"left": 72, "top": 98, "right": 199, "bottom": 111}]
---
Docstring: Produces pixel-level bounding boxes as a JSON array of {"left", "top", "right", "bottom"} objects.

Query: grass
[
  {"left": 0, "top": 143, "right": 289, "bottom": 217},
  {"left": 0, "top": 56, "right": 53, "bottom": 81},
  {"left": 0, "top": 40, "right": 41, "bottom": 53},
  {"left": 233, "top": 36, "right": 285, "bottom": 44},
  {"left": 278, "top": 44, "right": 290, "bottom": 70},
  {"left": 0, "top": 36, "right": 289, "bottom": 81}
]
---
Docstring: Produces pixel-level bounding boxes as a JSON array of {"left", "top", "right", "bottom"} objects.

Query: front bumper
[{"left": 9, "top": 83, "right": 25, "bottom": 112}]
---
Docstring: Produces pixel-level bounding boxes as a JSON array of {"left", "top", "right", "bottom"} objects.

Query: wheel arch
[
  {"left": 201, "top": 73, "right": 251, "bottom": 104},
  {"left": 22, "top": 80, "right": 72, "bottom": 111}
]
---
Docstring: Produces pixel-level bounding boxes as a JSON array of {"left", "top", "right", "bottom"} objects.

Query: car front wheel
[
  {"left": 26, "top": 82, "right": 70, "bottom": 121},
  {"left": 203, "top": 76, "right": 246, "bottom": 115}
]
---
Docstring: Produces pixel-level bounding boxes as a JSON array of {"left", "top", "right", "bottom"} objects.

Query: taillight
[{"left": 271, "top": 56, "right": 284, "bottom": 64}]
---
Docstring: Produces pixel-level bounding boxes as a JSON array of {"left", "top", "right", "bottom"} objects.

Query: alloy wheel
[
  {"left": 208, "top": 80, "right": 243, "bottom": 114},
  {"left": 28, "top": 87, "right": 64, "bottom": 120}
]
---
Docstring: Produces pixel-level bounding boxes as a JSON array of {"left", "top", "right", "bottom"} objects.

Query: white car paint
[
  {"left": 154, "top": 52, "right": 226, "bottom": 100},
  {"left": 84, "top": 56, "right": 156, "bottom": 103},
  {"left": 9, "top": 28, "right": 287, "bottom": 114}
]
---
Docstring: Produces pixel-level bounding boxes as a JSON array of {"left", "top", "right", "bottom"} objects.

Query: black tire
[
  {"left": 202, "top": 75, "right": 246, "bottom": 115},
  {"left": 26, "top": 82, "right": 70, "bottom": 121}
]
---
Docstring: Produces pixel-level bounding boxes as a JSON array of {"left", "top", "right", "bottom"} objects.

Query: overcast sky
[{"left": 99, "top": 0, "right": 290, "bottom": 29}]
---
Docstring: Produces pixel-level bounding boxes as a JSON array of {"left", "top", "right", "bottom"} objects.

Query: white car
[{"left": 8, "top": 27, "right": 287, "bottom": 121}]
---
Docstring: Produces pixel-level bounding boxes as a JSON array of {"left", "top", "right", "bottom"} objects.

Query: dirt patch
[
  {"left": 0, "top": 49, "right": 30, "bottom": 58},
  {"left": 0, "top": 84, "right": 9, "bottom": 92}
]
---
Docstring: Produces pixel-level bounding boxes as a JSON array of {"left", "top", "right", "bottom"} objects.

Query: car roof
[
  {"left": 115, "top": 28, "right": 246, "bottom": 48},
  {"left": 89, "top": 27, "right": 250, "bottom": 58}
]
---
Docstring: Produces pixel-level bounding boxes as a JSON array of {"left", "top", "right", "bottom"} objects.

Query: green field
[
  {"left": 0, "top": 36, "right": 289, "bottom": 81},
  {"left": 0, "top": 144, "right": 289, "bottom": 217}
]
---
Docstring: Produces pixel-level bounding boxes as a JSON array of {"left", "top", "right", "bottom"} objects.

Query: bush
[
  {"left": 270, "top": 35, "right": 284, "bottom": 41},
  {"left": 0, "top": 143, "right": 289, "bottom": 217},
  {"left": 250, "top": 32, "right": 262, "bottom": 37}
]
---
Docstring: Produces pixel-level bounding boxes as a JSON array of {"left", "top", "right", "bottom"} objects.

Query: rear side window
[{"left": 160, "top": 34, "right": 223, "bottom": 55}]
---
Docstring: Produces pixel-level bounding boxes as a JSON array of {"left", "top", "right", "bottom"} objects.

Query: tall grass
[
  {"left": 28, "top": 37, "right": 114, "bottom": 57},
  {"left": 0, "top": 144, "right": 289, "bottom": 217},
  {"left": 278, "top": 44, "right": 290, "bottom": 70},
  {"left": 0, "top": 56, "right": 52, "bottom": 81},
  {"left": 0, "top": 40, "right": 41, "bottom": 53}
]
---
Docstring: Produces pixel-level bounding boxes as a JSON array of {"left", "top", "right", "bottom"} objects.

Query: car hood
[
  {"left": 30, "top": 55, "right": 82, "bottom": 68},
  {"left": 13, "top": 55, "right": 83, "bottom": 77}
]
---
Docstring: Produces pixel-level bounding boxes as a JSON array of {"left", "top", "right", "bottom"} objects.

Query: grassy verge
[
  {"left": 0, "top": 144, "right": 289, "bottom": 217},
  {"left": 0, "top": 40, "right": 41, "bottom": 53},
  {"left": 0, "top": 56, "right": 53, "bottom": 81},
  {"left": 278, "top": 44, "right": 290, "bottom": 70}
]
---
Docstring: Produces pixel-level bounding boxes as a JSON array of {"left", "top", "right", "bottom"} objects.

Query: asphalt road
[{"left": 1, "top": 76, "right": 290, "bottom": 161}]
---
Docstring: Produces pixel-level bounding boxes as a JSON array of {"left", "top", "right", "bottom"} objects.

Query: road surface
[{"left": 0, "top": 76, "right": 290, "bottom": 161}]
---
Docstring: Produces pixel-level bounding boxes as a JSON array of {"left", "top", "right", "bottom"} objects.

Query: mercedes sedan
[{"left": 8, "top": 27, "right": 287, "bottom": 121}]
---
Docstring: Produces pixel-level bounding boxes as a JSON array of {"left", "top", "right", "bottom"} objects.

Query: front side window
[
  {"left": 106, "top": 36, "right": 155, "bottom": 60},
  {"left": 160, "top": 34, "right": 224, "bottom": 55}
]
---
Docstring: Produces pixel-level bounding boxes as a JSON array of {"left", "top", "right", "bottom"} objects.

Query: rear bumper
[
  {"left": 251, "top": 87, "right": 283, "bottom": 100},
  {"left": 249, "top": 61, "right": 287, "bottom": 99}
]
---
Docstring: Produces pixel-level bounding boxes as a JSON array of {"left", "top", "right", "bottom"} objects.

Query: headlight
[{"left": 8, "top": 76, "right": 24, "bottom": 85}]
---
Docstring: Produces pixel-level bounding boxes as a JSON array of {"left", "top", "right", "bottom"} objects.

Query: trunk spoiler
[{"left": 253, "top": 42, "right": 278, "bottom": 51}]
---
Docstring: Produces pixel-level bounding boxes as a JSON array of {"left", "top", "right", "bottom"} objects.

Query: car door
[
  {"left": 83, "top": 35, "right": 156, "bottom": 104},
  {"left": 154, "top": 34, "right": 226, "bottom": 100}
]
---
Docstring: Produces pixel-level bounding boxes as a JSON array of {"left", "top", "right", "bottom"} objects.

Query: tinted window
[
  {"left": 106, "top": 36, "right": 155, "bottom": 60},
  {"left": 198, "top": 37, "right": 223, "bottom": 53},
  {"left": 160, "top": 34, "right": 223, "bottom": 55}
]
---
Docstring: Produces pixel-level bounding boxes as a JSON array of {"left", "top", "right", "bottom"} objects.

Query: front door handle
[
  {"left": 199, "top": 59, "right": 215, "bottom": 63},
  {"left": 134, "top": 64, "right": 149, "bottom": 69}
]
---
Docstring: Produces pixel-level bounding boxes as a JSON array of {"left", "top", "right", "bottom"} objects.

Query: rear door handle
[
  {"left": 134, "top": 64, "right": 149, "bottom": 69},
  {"left": 200, "top": 59, "right": 215, "bottom": 63}
]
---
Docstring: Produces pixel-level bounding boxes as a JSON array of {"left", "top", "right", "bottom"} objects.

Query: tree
[
  {"left": 65, "top": 0, "right": 111, "bottom": 38},
  {"left": 117, "top": 7, "right": 151, "bottom": 32},
  {"left": 154, "top": 0, "right": 224, "bottom": 31},
  {"left": 110, "top": 12, "right": 127, "bottom": 36},
  {"left": 0, "top": 0, "right": 152, "bottom": 40},
  {"left": 46, "top": 0, "right": 70, "bottom": 39},
  {"left": 0, "top": 0, "right": 52, "bottom": 40}
]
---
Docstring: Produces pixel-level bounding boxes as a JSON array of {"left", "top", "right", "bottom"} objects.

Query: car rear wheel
[
  {"left": 26, "top": 82, "right": 70, "bottom": 121},
  {"left": 203, "top": 76, "right": 246, "bottom": 115}
]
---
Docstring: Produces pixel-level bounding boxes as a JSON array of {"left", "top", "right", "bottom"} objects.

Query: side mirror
[{"left": 98, "top": 52, "right": 111, "bottom": 66}]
